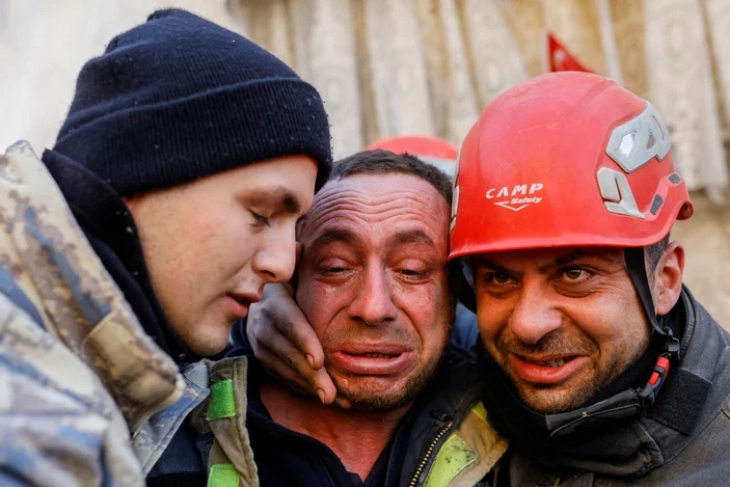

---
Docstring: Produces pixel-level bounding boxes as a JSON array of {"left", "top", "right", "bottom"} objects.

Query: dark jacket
[
  {"left": 496, "top": 288, "right": 730, "bottom": 486},
  {"left": 229, "top": 339, "right": 506, "bottom": 487}
]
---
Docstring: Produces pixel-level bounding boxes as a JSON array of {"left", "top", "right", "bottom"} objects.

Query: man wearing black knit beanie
[{"left": 0, "top": 8, "right": 331, "bottom": 487}]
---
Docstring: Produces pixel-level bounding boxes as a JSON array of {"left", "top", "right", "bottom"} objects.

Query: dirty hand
[{"left": 246, "top": 282, "right": 351, "bottom": 408}]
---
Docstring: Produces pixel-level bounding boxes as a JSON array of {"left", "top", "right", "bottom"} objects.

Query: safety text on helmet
[{"left": 486, "top": 183, "right": 544, "bottom": 212}]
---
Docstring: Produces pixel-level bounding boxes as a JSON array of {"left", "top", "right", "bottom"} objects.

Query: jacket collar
[{"left": 398, "top": 345, "right": 489, "bottom": 484}]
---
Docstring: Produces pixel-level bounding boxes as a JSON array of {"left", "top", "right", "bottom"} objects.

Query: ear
[{"left": 650, "top": 242, "right": 684, "bottom": 316}]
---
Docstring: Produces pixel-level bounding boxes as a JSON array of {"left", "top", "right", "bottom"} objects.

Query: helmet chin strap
[
  {"left": 541, "top": 247, "right": 681, "bottom": 434},
  {"left": 624, "top": 247, "right": 680, "bottom": 405},
  {"left": 456, "top": 257, "right": 477, "bottom": 313},
  {"left": 623, "top": 247, "right": 681, "bottom": 353}
]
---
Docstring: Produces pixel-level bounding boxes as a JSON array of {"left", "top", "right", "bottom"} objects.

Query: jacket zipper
[{"left": 408, "top": 421, "right": 454, "bottom": 487}]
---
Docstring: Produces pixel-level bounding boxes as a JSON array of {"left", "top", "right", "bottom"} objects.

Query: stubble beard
[
  {"left": 333, "top": 355, "right": 442, "bottom": 412},
  {"left": 492, "top": 330, "right": 650, "bottom": 415}
]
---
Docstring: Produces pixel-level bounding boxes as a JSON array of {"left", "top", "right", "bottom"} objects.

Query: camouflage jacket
[{"left": 0, "top": 141, "right": 194, "bottom": 486}]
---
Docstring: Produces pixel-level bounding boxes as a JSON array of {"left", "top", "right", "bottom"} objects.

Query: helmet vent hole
[
  {"left": 647, "top": 133, "right": 656, "bottom": 150},
  {"left": 650, "top": 194, "right": 664, "bottom": 215}
]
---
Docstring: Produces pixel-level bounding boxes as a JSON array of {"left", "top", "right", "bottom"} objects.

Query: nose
[
  {"left": 251, "top": 225, "right": 297, "bottom": 284},
  {"left": 348, "top": 266, "right": 398, "bottom": 326},
  {"left": 508, "top": 280, "right": 562, "bottom": 344}
]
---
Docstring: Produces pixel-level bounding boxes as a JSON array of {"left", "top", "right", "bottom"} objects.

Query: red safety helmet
[
  {"left": 449, "top": 72, "right": 693, "bottom": 260},
  {"left": 367, "top": 135, "right": 458, "bottom": 176}
]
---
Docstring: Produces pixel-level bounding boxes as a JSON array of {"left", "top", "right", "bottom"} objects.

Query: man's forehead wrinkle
[
  {"left": 304, "top": 207, "right": 446, "bottom": 242},
  {"left": 313, "top": 185, "right": 442, "bottom": 210},
  {"left": 307, "top": 192, "right": 445, "bottom": 227},
  {"left": 299, "top": 178, "right": 451, "bottom": 249},
  {"left": 302, "top": 213, "right": 449, "bottom": 253}
]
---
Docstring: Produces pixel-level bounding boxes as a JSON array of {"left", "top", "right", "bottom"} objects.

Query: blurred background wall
[{"left": 1, "top": 0, "right": 729, "bottom": 324}]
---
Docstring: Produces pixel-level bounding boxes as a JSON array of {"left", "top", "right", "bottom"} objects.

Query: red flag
[{"left": 547, "top": 33, "right": 592, "bottom": 72}]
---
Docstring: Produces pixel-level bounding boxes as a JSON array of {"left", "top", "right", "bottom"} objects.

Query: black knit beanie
[{"left": 53, "top": 8, "right": 332, "bottom": 195}]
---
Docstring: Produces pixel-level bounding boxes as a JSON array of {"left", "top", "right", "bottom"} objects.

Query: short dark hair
[{"left": 331, "top": 150, "right": 453, "bottom": 206}]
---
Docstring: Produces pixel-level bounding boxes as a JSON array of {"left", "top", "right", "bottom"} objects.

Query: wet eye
[
  {"left": 317, "top": 259, "right": 352, "bottom": 276},
  {"left": 397, "top": 268, "right": 429, "bottom": 282},
  {"left": 322, "top": 267, "right": 347, "bottom": 274}
]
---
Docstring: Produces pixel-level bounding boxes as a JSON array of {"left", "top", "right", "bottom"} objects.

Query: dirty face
[
  {"left": 126, "top": 156, "right": 318, "bottom": 356},
  {"left": 472, "top": 247, "right": 652, "bottom": 413},
  {"left": 296, "top": 173, "right": 453, "bottom": 411}
]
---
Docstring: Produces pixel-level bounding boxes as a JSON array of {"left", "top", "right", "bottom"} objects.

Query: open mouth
[
  {"left": 231, "top": 295, "right": 251, "bottom": 306},
  {"left": 226, "top": 294, "right": 257, "bottom": 319},
  {"left": 347, "top": 352, "right": 401, "bottom": 359},
  {"left": 527, "top": 357, "right": 575, "bottom": 368},
  {"left": 510, "top": 353, "right": 585, "bottom": 384}
]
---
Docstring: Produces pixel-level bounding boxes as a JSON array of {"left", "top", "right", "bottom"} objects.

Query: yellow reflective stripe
[
  {"left": 470, "top": 401, "right": 488, "bottom": 424},
  {"left": 207, "top": 463, "right": 239, "bottom": 487},
  {"left": 206, "top": 379, "right": 236, "bottom": 421},
  {"left": 424, "top": 434, "right": 476, "bottom": 487}
]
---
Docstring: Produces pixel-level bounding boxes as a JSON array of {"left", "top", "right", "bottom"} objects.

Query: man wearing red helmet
[
  {"left": 449, "top": 72, "right": 730, "bottom": 485},
  {"left": 246, "top": 73, "right": 730, "bottom": 485}
]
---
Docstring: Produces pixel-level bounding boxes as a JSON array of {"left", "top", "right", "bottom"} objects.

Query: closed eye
[
  {"left": 251, "top": 211, "right": 270, "bottom": 226},
  {"left": 398, "top": 269, "right": 428, "bottom": 278},
  {"left": 322, "top": 267, "right": 347, "bottom": 273}
]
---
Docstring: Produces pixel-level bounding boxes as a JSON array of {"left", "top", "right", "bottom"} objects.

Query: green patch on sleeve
[
  {"left": 207, "top": 463, "right": 238, "bottom": 487},
  {"left": 424, "top": 434, "right": 477, "bottom": 487},
  {"left": 206, "top": 379, "right": 236, "bottom": 421}
]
